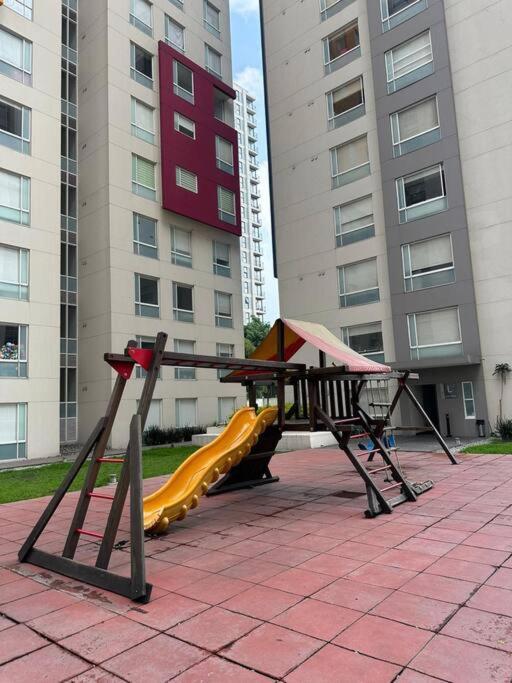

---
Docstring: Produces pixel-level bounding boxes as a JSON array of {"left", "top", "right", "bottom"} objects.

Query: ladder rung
[
  {"left": 381, "top": 482, "right": 401, "bottom": 493},
  {"left": 334, "top": 418, "right": 361, "bottom": 425},
  {"left": 87, "top": 492, "right": 115, "bottom": 501},
  {"left": 354, "top": 448, "right": 380, "bottom": 457},
  {"left": 368, "top": 465, "right": 392, "bottom": 474},
  {"left": 76, "top": 528, "right": 104, "bottom": 539},
  {"left": 370, "top": 402, "right": 392, "bottom": 407},
  {"left": 350, "top": 432, "right": 369, "bottom": 439},
  {"left": 97, "top": 457, "right": 125, "bottom": 464}
]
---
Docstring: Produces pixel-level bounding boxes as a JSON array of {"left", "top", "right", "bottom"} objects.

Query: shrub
[
  {"left": 495, "top": 418, "right": 512, "bottom": 441},
  {"left": 142, "top": 425, "right": 206, "bottom": 446}
]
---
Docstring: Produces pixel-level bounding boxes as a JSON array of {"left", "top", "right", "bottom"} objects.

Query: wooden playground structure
[{"left": 19, "top": 319, "right": 456, "bottom": 603}]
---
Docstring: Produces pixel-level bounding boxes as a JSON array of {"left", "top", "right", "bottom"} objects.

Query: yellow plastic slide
[{"left": 143, "top": 406, "right": 278, "bottom": 534}]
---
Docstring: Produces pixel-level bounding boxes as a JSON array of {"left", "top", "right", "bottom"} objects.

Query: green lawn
[
  {"left": 0, "top": 446, "right": 197, "bottom": 505},
  {"left": 461, "top": 440, "right": 512, "bottom": 455}
]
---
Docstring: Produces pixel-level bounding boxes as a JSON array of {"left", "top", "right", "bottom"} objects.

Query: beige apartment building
[
  {"left": 260, "top": 0, "right": 512, "bottom": 438},
  {"left": 0, "top": 0, "right": 245, "bottom": 460}
]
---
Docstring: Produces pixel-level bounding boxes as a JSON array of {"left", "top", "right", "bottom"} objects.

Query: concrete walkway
[{"left": 0, "top": 448, "right": 512, "bottom": 681}]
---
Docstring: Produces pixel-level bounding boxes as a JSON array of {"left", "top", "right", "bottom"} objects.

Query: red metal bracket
[
  {"left": 106, "top": 359, "right": 134, "bottom": 380},
  {"left": 128, "top": 347, "right": 154, "bottom": 371}
]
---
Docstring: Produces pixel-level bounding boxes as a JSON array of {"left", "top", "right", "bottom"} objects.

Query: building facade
[
  {"left": 234, "top": 84, "right": 266, "bottom": 324},
  {"left": 0, "top": 0, "right": 245, "bottom": 460},
  {"left": 260, "top": 0, "right": 512, "bottom": 437}
]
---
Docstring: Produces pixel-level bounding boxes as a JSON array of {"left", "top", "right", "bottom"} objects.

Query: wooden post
[
  {"left": 308, "top": 373, "right": 318, "bottom": 431},
  {"left": 277, "top": 319, "right": 286, "bottom": 429},
  {"left": 129, "top": 414, "right": 147, "bottom": 600}
]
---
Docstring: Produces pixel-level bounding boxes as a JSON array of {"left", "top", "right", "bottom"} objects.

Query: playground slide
[{"left": 143, "top": 407, "right": 278, "bottom": 534}]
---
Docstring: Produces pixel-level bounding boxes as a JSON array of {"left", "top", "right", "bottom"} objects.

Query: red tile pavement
[
  {"left": 409, "top": 633, "right": 512, "bottom": 682},
  {"left": 2, "top": 448, "right": 512, "bottom": 680}
]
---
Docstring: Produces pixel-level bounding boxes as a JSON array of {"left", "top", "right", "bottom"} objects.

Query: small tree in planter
[{"left": 493, "top": 363, "right": 511, "bottom": 421}]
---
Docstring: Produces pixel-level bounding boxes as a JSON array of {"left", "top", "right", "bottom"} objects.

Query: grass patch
[
  {"left": 461, "top": 440, "right": 512, "bottom": 455},
  {"left": 0, "top": 446, "right": 197, "bottom": 505}
]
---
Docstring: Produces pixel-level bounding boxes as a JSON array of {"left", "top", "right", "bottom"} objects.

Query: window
[
  {"left": 338, "top": 259, "right": 379, "bottom": 308},
  {"left": 335, "top": 196, "right": 374, "bottom": 247},
  {"left": 131, "top": 98, "right": 155, "bottom": 144},
  {"left": 213, "top": 241, "right": 231, "bottom": 277},
  {"left": 214, "top": 88, "right": 234, "bottom": 126},
  {"left": 397, "top": 163, "right": 447, "bottom": 223},
  {"left": 216, "top": 136, "right": 234, "bottom": 174},
  {"left": 0, "top": 97, "right": 31, "bottom": 153},
  {"left": 173, "top": 61, "right": 194, "bottom": 103},
  {"left": 407, "top": 307, "right": 463, "bottom": 360},
  {"left": 132, "top": 155, "right": 156, "bottom": 200},
  {"left": 385, "top": 31, "right": 433, "bottom": 93},
  {"left": 130, "top": 43, "right": 153, "bottom": 89},
  {"left": 4, "top": 0, "right": 33, "bottom": 20},
  {"left": 215, "top": 291, "right": 233, "bottom": 327},
  {"left": 462, "top": 382, "right": 476, "bottom": 419},
  {"left": 174, "top": 112, "right": 195, "bottom": 139},
  {"left": 320, "top": 0, "right": 354, "bottom": 22},
  {"left": 165, "top": 16, "right": 185, "bottom": 52},
  {"left": 176, "top": 398, "right": 197, "bottom": 428},
  {"left": 0, "top": 169, "right": 30, "bottom": 225},
  {"left": 171, "top": 226, "right": 192, "bottom": 267},
  {"left": 204, "top": 1, "right": 221, "bottom": 38},
  {"left": 174, "top": 339, "right": 196, "bottom": 380},
  {"left": 0, "top": 245, "right": 28, "bottom": 300},
  {"left": 173, "top": 282, "right": 194, "bottom": 322},
  {"left": 218, "top": 397, "right": 235, "bottom": 424},
  {"left": 0, "top": 324, "right": 27, "bottom": 377},
  {"left": 327, "top": 77, "right": 364, "bottom": 130},
  {"left": 205, "top": 44, "right": 222, "bottom": 78},
  {"left": 135, "top": 336, "right": 158, "bottom": 379},
  {"left": 331, "top": 136, "right": 370, "bottom": 189},
  {"left": 133, "top": 213, "right": 157, "bottom": 258},
  {"left": 218, "top": 187, "right": 236, "bottom": 224},
  {"left": 169, "top": 0, "right": 183, "bottom": 9},
  {"left": 176, "top": 167, "right": 198, "bottom": 193},
  {"left": 381, "top": 0, "right": 427, "bottom": 31},
  {"left": 391, "top": 96, "right": 440, "bottom": 157},
  {"left": 135, "top": 274, "right": 159, "bottom": 318},
  {"left": 145, "top": 399, "right": 162, "bottom": 429},
  {"left": 217, "top": 342, "right": 234, "bottom": 378},
  {"left": 0, "top": 28, "right": 32, "bottom": 85},
  {"left": 0, "top": 403, "right": 27, "bottom": 461},
  {"left": 323, "top": 21, "right": 360, "bottom": 74},
  {"left": 402, "top": 234, "right": 455, "bottom": 292},
  {"left": 130, "top": 0, "right": 152, "bottom": 35},
  {"left": 342, "top": 323, "right": 384, "bottom": 363}
]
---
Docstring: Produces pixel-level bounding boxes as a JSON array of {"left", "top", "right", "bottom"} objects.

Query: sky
[{"left": 229, "top": 0, "right": 280, "bottom": 324}]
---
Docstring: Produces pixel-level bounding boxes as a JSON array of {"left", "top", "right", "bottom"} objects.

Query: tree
[
  {"left": 244, "top": 316, "right": 271, "bottom": 358},
  {"left": 493, "top": 363, "right": 511, "bottom": 420}
]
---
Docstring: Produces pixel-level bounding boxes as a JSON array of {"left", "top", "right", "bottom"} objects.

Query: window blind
[
  {"left": 397, "top": 97, "right": 438, "bottom": 141},
  {"left": 133, "top": 157, "right": 155, "bottom": 188},
  {"left": 391, "top": 31, "right": 432, "bottom": 79},
  {"left": 416, "top": 308, "right": 460, "bottom": 345},
  {"left": 176, "top": 167, "right": 198, "bottom": 193},
  {"left": 343, "top": 259, "right": 377, "bottom": 293},
  {"left": 410, "top": 235, "right": 452, "bottom": 272}
]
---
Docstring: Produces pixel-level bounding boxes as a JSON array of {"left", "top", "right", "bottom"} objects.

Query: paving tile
[
  {"left": 103, "top": 633, "right": 207, "bottom": 682},
  {"left": 396, "top": 669, "right": 452, "bottom": 682},
  {"left": 313, "top": 577, "right": 392, "bottom": 611},
  {"left": 28, "top": 601, "right": 116, "bottom": 640},
  {"left": 486, "top": 567, "right": 512, "bottom": 589},
  {"left": 1, "top": 587, "right": 80, "bottom": 622},
  {"left": 333, "top": 614, "right": 433, "bottom": 666},
  {"left": 327, "top": 540, "right": 386, "bottom": 561},
  {"left": 257, "top": 546, "right": 318, "bottom": 567},
  {"left": 152, "top": 564, "right": 210, "bottom": 592},
  {"left": 400, "top": 572, "right": 477, "bottom": 604},
  {"left": 222, "top": 623, "right": 323, "bottom": 678},
  {"left": 173, "top": 655, "right": 273, "bottom": 682},
  {"left": 183, "top": 550, "right": 246, "bottom": 572},
  {"left": 468, "top": 585, "right": 512, "bottom": 617},
  {"left": 372, "top": 548, "right": 437, "bottom": 572},
  {"left": 125, "top": 591, "right": 208, "bottom": 630},
  {"left": 424, "top": 556, "right": 495, "bottom": 583},
  {"left": 272, "top": 598, "right": 363, "bottom": 641},
  {"left": 0, "top": 615, "right": 15, "bottom": 632},
  {"left": 288, "top": 533, "right": 341, "bottom": 552},
  {"left": 219, "top": 539, "right": 278, "bottom": 558},
  {"left": 0, "top": 576, "right": 48, "bottom": 605},
  {"left": 221, "top": 557, "right": 286, "bottom": 583},
  {"left": 0, "top": 567, "right": 23, "bottom": 585},
  {"left": 298, "top": 553, "right": 364, "bottom": 578},
  {"left": 71, "top": 669, "right": 124, "bottom": 682},
  {"left": 410, "top": 633, "right": 512, "bottom": 682},
  {"left": 372, "top": 591, "right": 458, "bottom": 631},
  {"left": 463, "top": 532, "right": 512, "bottom": 551},
  {"left": 417, "top": 527, "right": 471, "bottom": 543},
  {"left": 262, "top": 567, "right": 336, "bottom": 596},
  {"left": 445, "top": 544, "right": 510, "bottom": 566},
  {"left": 168, "top": 606, "right": 260, "bottom": 651},
  {"left": 0, "top": 623, "right": 48, "bottom": 665},
  {"left": 59, "top": 615, "right": 157, "bottom": 664},
  {"left": 346, "top": 563, "right": 417, "bottom": 589},
  {"left": 0, "top": 644, "right": 90, "bottom": 682},
  {"left": 175, "top": 573, "right": 252, "bottom": 606},
  {"left": 221, "top": 584, "right": 301, "bottom": 620},
  {"left": 284, "top": 643, "right": 400, "bottom": 683},
  {"left": 396, "top": 538, "right": 455, "bottom": 557},
  {"left": 441, "top": 606, "right": 512, "bottom": 652}
]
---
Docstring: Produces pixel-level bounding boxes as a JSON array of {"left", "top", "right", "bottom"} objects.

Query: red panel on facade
[{"left": 158, "top": 41, "right": 241, "bottom": 236}]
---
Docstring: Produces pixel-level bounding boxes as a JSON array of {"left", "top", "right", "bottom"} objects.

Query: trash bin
[{"left": 476, "top": 419, "right": 486, "bottom": 438}]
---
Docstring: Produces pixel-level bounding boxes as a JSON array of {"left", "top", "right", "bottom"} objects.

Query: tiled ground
[{"left": 1, "top": 448, "right": 512, "bottom": 681}]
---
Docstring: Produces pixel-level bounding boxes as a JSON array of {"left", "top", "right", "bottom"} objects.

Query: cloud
[
  {"left": 230, "top": 0, "right": 260, "bottom": 16},
  {"left": 234, "top": 65, "right": 264, "bottom": 102}
]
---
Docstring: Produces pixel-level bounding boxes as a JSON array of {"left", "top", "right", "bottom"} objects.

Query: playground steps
[{"left": 314, "top": 408, "right": 433, "bottom": 518}]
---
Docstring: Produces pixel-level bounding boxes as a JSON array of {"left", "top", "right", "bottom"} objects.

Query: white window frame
[
  {"left": 0, "top": 244, "right": 29, "bottom": 301},
  {"left": 341, "top": 322, "right": 384, "bottom": 362},
  {"left": 217, "top": 342, "right": 234, "bottom": 379},
  {"left": 0, "top": 96, "right": 31, "bottom": 154},
  {"left": 215, "top": 290, "right": 233, "bottom": 328},
  {"left": 173, "top": 60, "right": 195, "bottom": 104},
  {"left": 0, "top": 27, "right": 33, "bottom": 86},
  {"left": 176, "top": 167, "right": 198, "bottom": 193},
  {"left": 407, "top": 307, "right": 463, "bottom": 360},
  {"left": 391, "top": 96, "right": 440, "bottom": 157},
  {"left": 218, "top": 397, "right": 236, "bottom": 424},
  {"left": 323, "top": 21, "right": 360, "bottom": 68},
  {"left": 338, "top": 258, "right": 380, "bottom": 309},
  {"left": 174, "top": 112, "right": 196, "bottom": 139},
  {"left": 173, "top": 282, "right": 194, "bottom": 323},
  {"left": 135, "top": 336, "right": 160, "bottom": 379},
  {"left": 396, "top": 163, "right": 447, "bottom": 223},
  {"left": 381, "top": 0, "right": 427, "bottom": 31},
  {"left": 4, "top": 0, "right": 33, "bottom": 21},
  {"left": 462, "top": 381, "right": 476, "bottom": 420},
  {"left": 174, "top": 339, "right": 196, "bottom": 380},
  {"left": 204, "top": 0, "right": 221, "bottom": 39},
  {"left": 215, "top": 136, "right": 234, "bottom": 174},
  {"left": 175, "top": 398, "right": 197, "bottom": 428},
  {"left": 131, "top": 98, "right": 155, "bottom": 144},
  {"left": 217, "top": 186, "right": 236, "bottom": 224},
  {"left": 0, "top": 168, "right": 30, "bottom": 225},
  {"left": 205, "top": 44, "right": 222, "bottom": 78},
  {"left": 134, "top": 273, "right": 160, "bottom": 318},
  {"left": 130, "top": 42, "right": 153, "bottom": 89},
  {"left": 385, "top": 30, "right": 433, "bottom": 93},
  {"left": 131, "top": 154, "right": 156, "bottom": 200},
  {"left": 213, "top": 241, "right": 231, "bottom": 277},
  {"left": 165, "top": 15, "right": 185, "bottom": 52},
  {"left": 401, "top": 233, "right": 455, "bottom": 292},
  {"left": 0, "top": 403, "right": 27, "bottom": 461},
  {"left": 133, "top": 213, "right": 158, "bottom": 259},
  {"left": 171, "top": 226, "right": 192, "bottom": 268},
  {"left": 0, "top": 323, "right": 28, "bottom": 377},
  {"left": 330, "top": 136, "right": 370, "bottom": 188},
  {"left": 130, "top": 0, "right": 153, "bottom": 36},
  {"left": 334, "top": 195, "right": 374, "bottom": 247},
  {"left": 327, "top": 76, "right": 365, "bottom": 128}
]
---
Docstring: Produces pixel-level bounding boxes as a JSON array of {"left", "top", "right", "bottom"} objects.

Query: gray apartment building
[{"left": 260, "top": 0, "right": 512, "bottom": 437}]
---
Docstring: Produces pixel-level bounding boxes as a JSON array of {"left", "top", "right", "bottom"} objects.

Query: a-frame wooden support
[{"left": 18, "top": 332, "right": 168, "bottom": 603}]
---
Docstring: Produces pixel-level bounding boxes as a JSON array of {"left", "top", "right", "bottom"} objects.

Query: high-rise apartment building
[
  {"left": 0, "top": 0, "right": 245, "bottom": 460},
  {"left": 260, "top": 0, "right": 512, "bottom": 437},
  {"left": 234, "top": 84, "right": 266, "bottom": 323}
]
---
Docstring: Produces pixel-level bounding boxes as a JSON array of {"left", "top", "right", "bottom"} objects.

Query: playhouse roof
[{"left": 249, "top": 318, "right": 391, "bottom": 374}]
